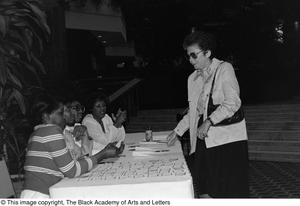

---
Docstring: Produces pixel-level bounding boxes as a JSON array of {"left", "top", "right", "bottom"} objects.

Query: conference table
[{"left": 49, "top": 131, "right": 194, "bottom": 198}]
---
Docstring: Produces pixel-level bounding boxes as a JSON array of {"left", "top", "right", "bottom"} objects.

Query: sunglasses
[
  {"left": 71, "top": 105, "right": 85, "bottom": 113},
  {"left": 185, "top": 51, "right": 203, "bottom": 60}
]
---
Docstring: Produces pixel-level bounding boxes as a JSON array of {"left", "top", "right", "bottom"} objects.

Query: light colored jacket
[{"left": 174, "top": 58, "right": 248, "bottom": 154}]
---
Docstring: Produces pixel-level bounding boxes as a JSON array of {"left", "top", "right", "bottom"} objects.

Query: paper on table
[
  {"left": 152, "top": 135, "right": 168, "bottom": 141},
  {"left": 130, "top": 146, "right": 169, "bottom": 151},
  {"left": 131, "top": 147, "right": 155, "bottom": 151},
  {"left": 132, "top": 150, "right": 170, "bottom": 157},
  {"left": 132, "top": 151, "right": 153, "bottom": 157},
  {"left": 138, "top": 142, "right": 166, "bottom": 149}
]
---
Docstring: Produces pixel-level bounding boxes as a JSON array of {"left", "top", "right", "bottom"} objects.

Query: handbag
[{"left": 207, "top": 63, "right": 244, "bottom": 126}]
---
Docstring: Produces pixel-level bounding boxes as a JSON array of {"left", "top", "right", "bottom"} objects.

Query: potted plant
[{"left": 0, "top": 0, "right": 50, "bottom": 178}]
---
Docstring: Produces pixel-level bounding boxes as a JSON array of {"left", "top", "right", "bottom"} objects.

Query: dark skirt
[{"left": 191, "top": 139, "right": 249, "bottom": 198}]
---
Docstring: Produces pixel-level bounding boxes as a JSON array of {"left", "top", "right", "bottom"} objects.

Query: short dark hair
[
  {"left": 183, "top": 31, "right": 217, "bottom": 58},
  {"left": 87, "top": 92, "right": 109, "bottom": 112},
  {"left": 63, "top": 95, "right": 80, "bottom": 108},
  {"left": 30, "top": 94, "right": 61, "bottom": 125}
]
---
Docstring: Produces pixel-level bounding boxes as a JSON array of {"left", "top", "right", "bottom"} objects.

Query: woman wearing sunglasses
[
  {"left": 167, "top": 31, "right": 249, "bottom": 198},
  {"left": 70, "top": 100, "right": 85, "bottom": 123},
  {"left": 63, "top": 99, "right": 93, "bottom": 159}
]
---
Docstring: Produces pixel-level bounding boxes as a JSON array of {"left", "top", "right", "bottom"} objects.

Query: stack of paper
[
  {"left": 130, "top": 141, "right": 170, "bottom": 157},
  {"left": 152, "top": 134, "right": 168, "bottom": 142}
]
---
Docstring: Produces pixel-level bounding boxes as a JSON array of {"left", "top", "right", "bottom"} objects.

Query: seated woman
[
  {"left": 63, "top": 99, "right": 92, "bottom": 159},
  {"left": 21, "top": 95, "right": 122, "bottom": 198},
  {"left": 71, "top": 100, "right": 96, "bottom": 156},
  {"left": 82, "top": 93, "right": 126, "bottom": 155}
]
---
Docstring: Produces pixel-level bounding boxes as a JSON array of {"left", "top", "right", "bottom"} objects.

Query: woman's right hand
[
  {"left": 101, "top": 142, "right": 119, "bottom": 159},
  {"left": 167, "top": 131, "right": 179, "bottom": 146},
  {"left": 117, "top": 141, "right": 125, "bottom": 154},
  {"left": 113, "top": 109, "right": 127, "bottom": 128},
  {"left": 73, "top": 125, "right": 87, "bottom": 139},
  {"left": 93, "top": 142, "right": 122, "bottom": 164}
]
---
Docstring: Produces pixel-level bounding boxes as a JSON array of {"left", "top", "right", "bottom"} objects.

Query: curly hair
[{"left": 87, "top": 92, "right": 109, "bottom": 112}]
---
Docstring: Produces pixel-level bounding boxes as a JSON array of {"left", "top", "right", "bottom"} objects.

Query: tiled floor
[
  {"left": 12, "top": 161, "right": 300, "bottom": 198},
  {"left": 249, "top": 161, "right": 300, "bottom": 198},
  {"left": 190, "top": 160, "right": 300, "bottom": 198}
]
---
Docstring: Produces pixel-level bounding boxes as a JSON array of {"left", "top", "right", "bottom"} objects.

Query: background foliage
[{"left": 0, "top": 0, "right": 50, "bottom": 175}]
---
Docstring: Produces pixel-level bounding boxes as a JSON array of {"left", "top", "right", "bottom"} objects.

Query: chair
[{"left": 0, "top": 158, "right": 16, "bottom": 198}]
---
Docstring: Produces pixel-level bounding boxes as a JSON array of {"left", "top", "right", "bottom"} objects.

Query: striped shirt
[{"left": 23, "top": 124, "right": 93, "bottom": 195}]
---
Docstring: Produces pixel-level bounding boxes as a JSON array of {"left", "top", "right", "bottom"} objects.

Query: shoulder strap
[{"left": 209, "top": 61, "right": 224, "bottom": 96}]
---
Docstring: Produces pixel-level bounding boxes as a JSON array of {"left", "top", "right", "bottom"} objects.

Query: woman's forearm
[{"left": 90, "top": 150, "right": 107, "bottom": 165}]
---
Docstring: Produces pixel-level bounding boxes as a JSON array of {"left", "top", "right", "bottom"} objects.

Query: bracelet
[{"left": 207, "top": 117, "right": 213, "bottom": 126}]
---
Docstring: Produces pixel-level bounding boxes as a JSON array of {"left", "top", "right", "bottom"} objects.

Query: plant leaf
[
  {"left": 7, "top": 56, "right": 42, "bottom": 85},
  {"left": 7, "top": 30, "right": 31, "bottom": 56},
  {"left": 0, "top": 0, "right": 18, "bottom": 7},
  {"left": 2, "top": 39, "right": 30, "bottom": 61},
  {"left": 6, "top": 61, "right": 29, "bottom": 87},
  {"left": 13, "top": 11, "right": 50, "bottom": 41},
  {"left": 3, "top": 8, "right": 31, "bottom": 16},
  {"left": 27, "top": 2, "right": 50, "bottom": 34},
  {"left": 0, "top": 15, "right": 6, "bottom": 37},
  {"left": 0, "top": 54, "right": 8, "bottom": 85},
  {"left": 0, "top": 86, "right": 3, "bottom": 98},
  {"left": 31, "top": 52, "right": 46, "bottom": 74},
  {"left": 7, "top": 88, "right": 25, "bottom": 114},
  {"left": 10, "top": 17, "right": 46, "bottom": 54},
  {"left": 7, "top": 69, "right": 22, "bottom": 89}
]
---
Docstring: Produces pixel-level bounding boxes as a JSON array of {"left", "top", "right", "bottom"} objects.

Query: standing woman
[{"left": 167, "top": 31, "right": 249, "bottom": 198}]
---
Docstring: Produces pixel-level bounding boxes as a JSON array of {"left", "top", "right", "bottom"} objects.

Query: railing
[{"left": 108, "top": 78, "right": 143, "bottom": 123}]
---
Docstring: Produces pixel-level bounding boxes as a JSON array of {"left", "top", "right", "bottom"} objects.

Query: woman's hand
[
  {"left": 117, "top": 141, "right": 125, "bottom": 154},
  {"left": 167, "top": 131, "right": 179, "bottom": 146},
  {"left": 73, "top": 125, "right": 88, "bottom": 141},
  {"left": 113, "top": 109, "right": 127, "bottom": 128},
  {"left": 112, "top": 108, "right": 122, "bottom": 122},
  {"left": 197, "top": 119, "right": 212, "bottom": 140},
  {"left": 92, "top": 142, "right": 120, "bottom": 164},
  {"left": 102, "top": 142, "right": 119, "bottom": 159}
]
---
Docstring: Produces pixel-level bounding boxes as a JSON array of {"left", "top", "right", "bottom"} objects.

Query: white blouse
[{"left": 82, "top": 114, "right": 125, "bottom": 154}]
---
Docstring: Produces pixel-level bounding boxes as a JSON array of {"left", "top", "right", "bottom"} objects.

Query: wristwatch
[{"left": 207, "top": 117, "right": 214, "bottom": 126}]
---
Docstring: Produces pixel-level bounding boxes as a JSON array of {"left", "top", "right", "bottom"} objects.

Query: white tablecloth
[{"left": 49, "top": 131, "right": 194, "bottom": 198}]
